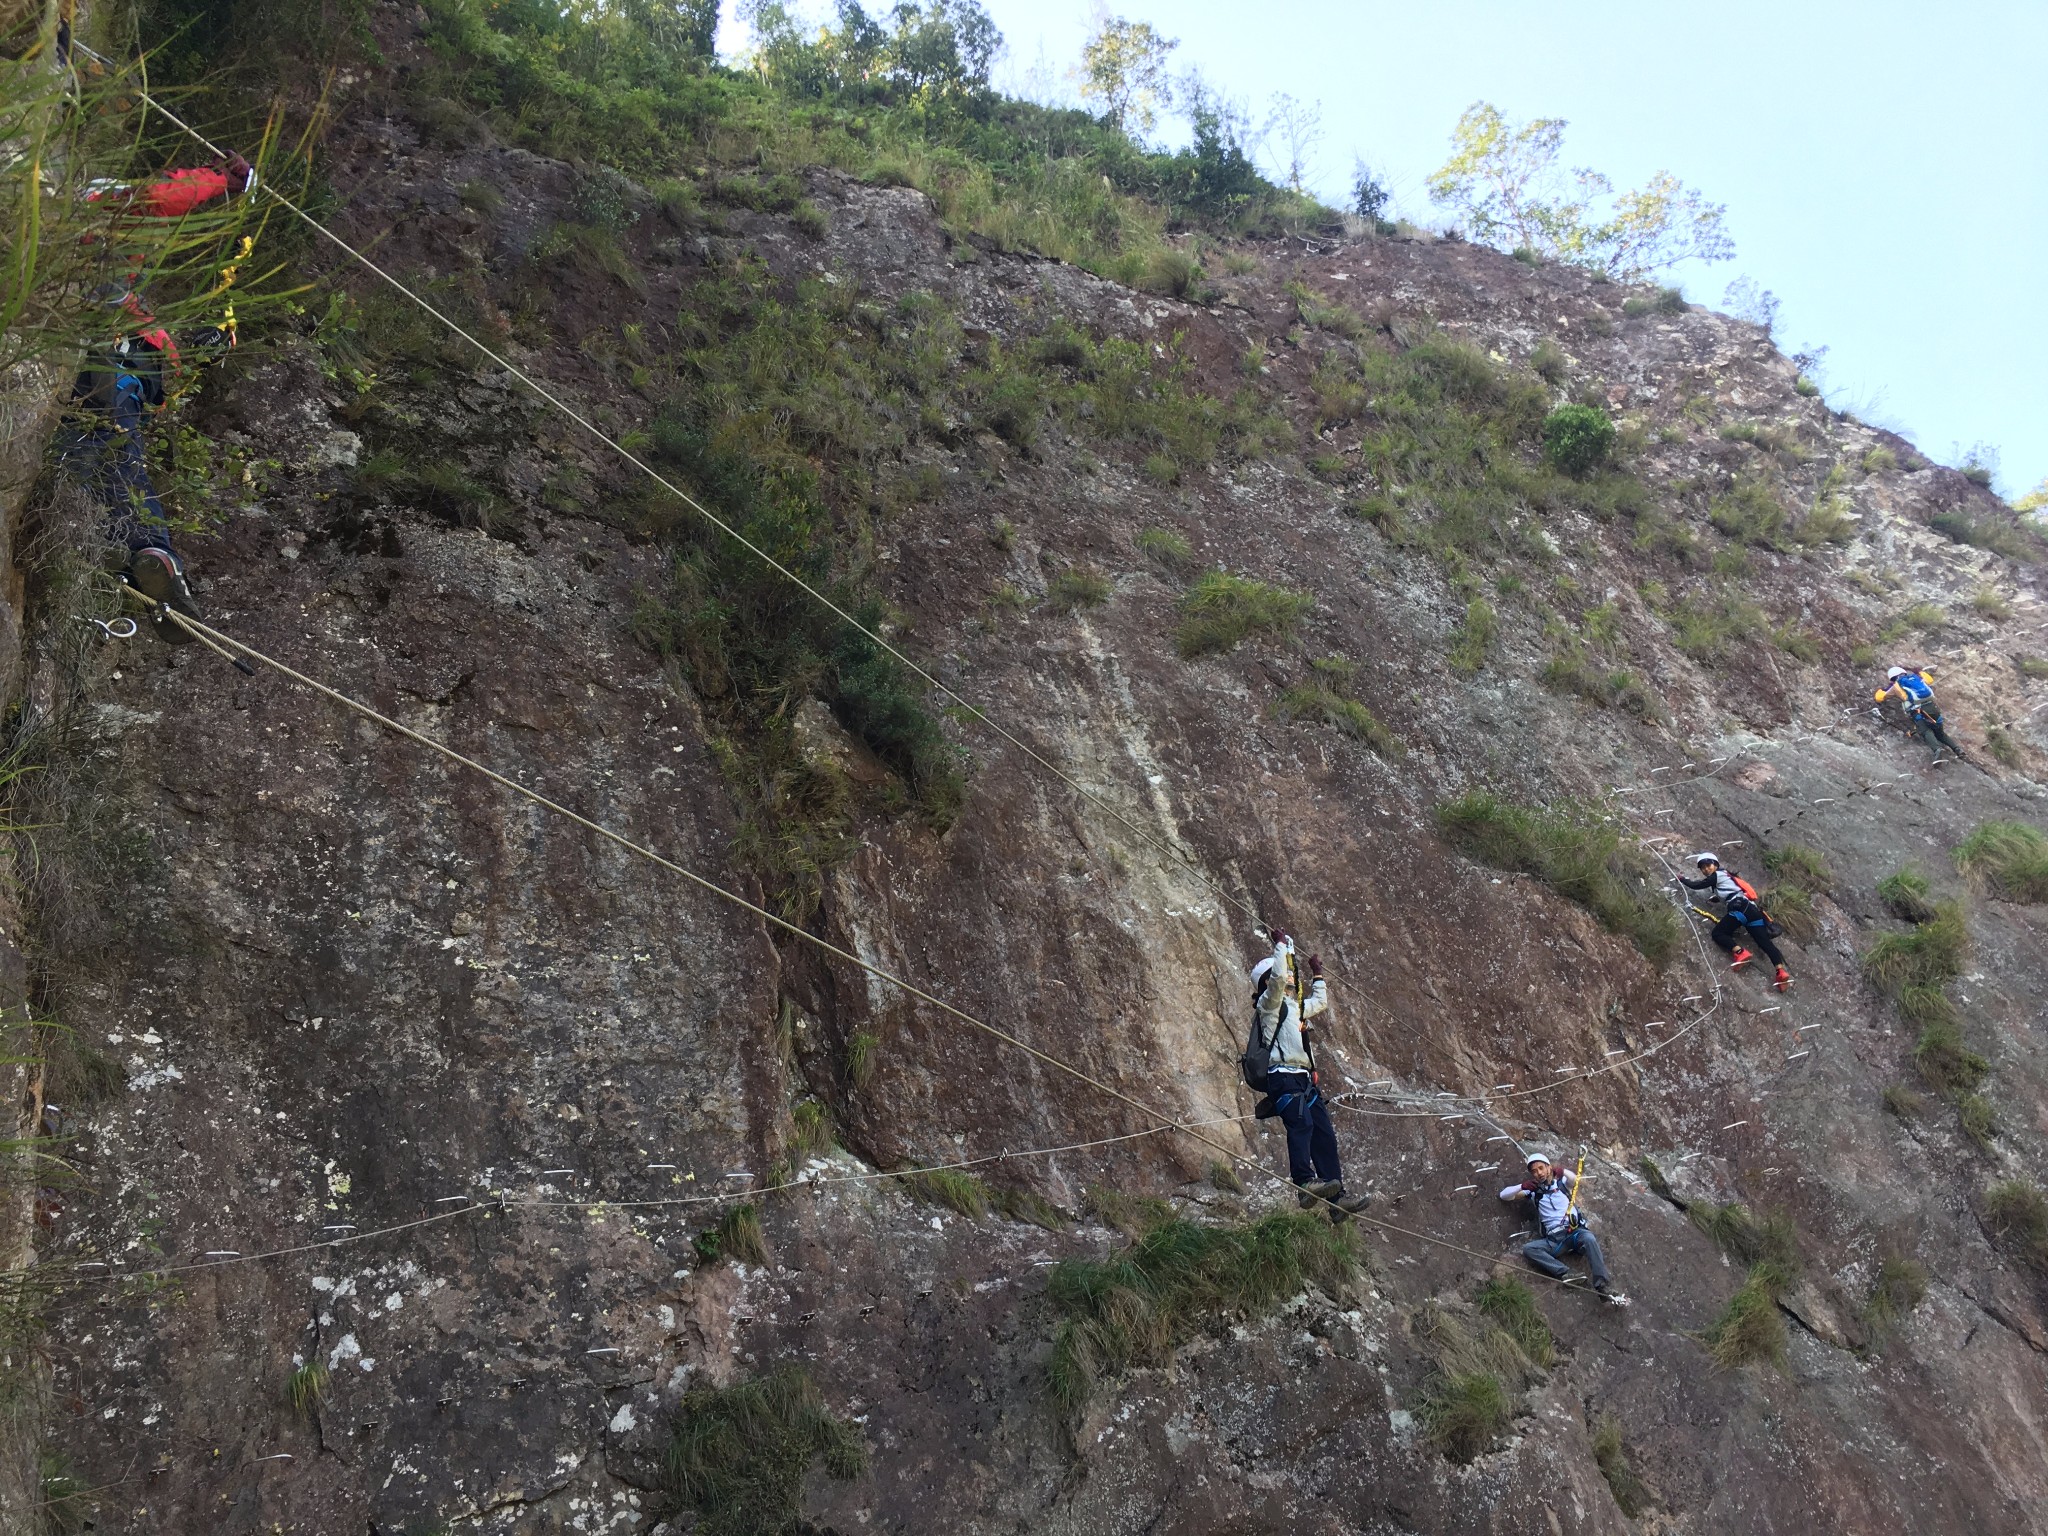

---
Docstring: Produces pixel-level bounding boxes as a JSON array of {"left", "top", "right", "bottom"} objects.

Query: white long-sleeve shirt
[
  {"left": 1499, "top": 1170, "right": 1580, "bottom": 1235},
  {"left": 1252, "top": 939, "right": 1327, "bottom": 1074}
]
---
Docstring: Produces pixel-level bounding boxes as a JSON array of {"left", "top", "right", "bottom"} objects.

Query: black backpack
[{"left": 1239, "top": 1004, "right": 1280, "bottom": 1092}]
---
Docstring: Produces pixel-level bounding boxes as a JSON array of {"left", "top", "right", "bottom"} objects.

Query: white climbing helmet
[
  {"left": 1525, "top": 1151, "right": 1552, "bottom": 1169},
  {"left": 1887, "top": 666, "right": 1907, "bottom": 679},
  {"left": 1693, "top": 851, "right": 1719, "bottom": 868}
]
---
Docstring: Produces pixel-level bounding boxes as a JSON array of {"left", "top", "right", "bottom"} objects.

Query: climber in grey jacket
[{"left": 1252, "top": 932, "right": 1370, "bottom": 1219}]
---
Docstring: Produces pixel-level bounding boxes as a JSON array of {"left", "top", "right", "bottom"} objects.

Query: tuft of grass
[
  {"left": 1760, "top": 884, "right": 1818, "bottom": 942},
  {"left": 1688, "top": 1203, "right": 1800, "bottom": 1271},
  {"left": 1529, "top": 339, "right": 1568, "bottom": 385},
  {"left": 1982, "top": 1181, "right": 2048, "bottom": 1270},
  {"left": 1862, "top": 1256, "right": 1928, "bottom": 1335},
  {"left": 1878, "top": 866, "right": 1937, "bottom": 923},
  {"left": 1794, "top": 374, "right": 1820, "bottom": 397},
  {"left": 1957, "top": 1092, "right": 1997, "bottom": 1149},
  {"left": 1709, "top": 478, "right": 1790, "bottom": 547},
  {"left": 1435, "top": 792, "right": 1682, "bottom": 962},
  {"left": 1418, "top": 1371, "right": 1512, "bottom": 1463},
  {"left": 1704, "top": 1263, "right": 1791, "bottom": 1370},
  {"left": 1861, "top": 446, "right": 1898, "bottom": 474},
  {"left": 1928, "top": 508, "right": 2047, "bottom": 564},
  {"left": 1914, "top": 1019, "right": 1989, "bottom": 1096},
  {"left": 695, "top": 1203, "right": 769, "bottom": 1268},
  {"left": 1972, "top": 588, "right": 2013, "bottom": 620},
  {"left": 1591, "top": 1412, "right": 1654, "bottom": 1516},
  {"left": 1985, "top": 726, "right": 2023, "bottom": 768},
  {"left": 1763, "top": 843, "right": 1832, "bottom": 891},
  {"left": 1622, "top": 286, "right": 1687, "bottom": 317},
  {"left": 1135, "top": 526, "right": 1194, "bottom": 573},
  {"left": 899, "top": 1165, "right": 988, "bottom": 1218},
  {"left": 1207, "top": 1159, "right": 1246, "bottom": 1194},
  {"left": 1446, "top": 598, "right": 1497, "bottom": 676},
  {"left": 1862, "top": 901, "right": 1969, "bottom": 992},
  {"left": 1639, "top": 1156, "right": 1676, "bottom": 1204},
  {"left": 991, "top": 1184, "right": 1068, "bottom": 1231},
  {"left": 1046, "top": 1213, "right": 1362, "bottom": 1412},
  {"left": 1083, "top": 1184, "right": 1175, "bottom": 1239},
  {"left": 1175, "top": 571, "right": 1314, "bottom": 658},
  {"left": 2019, "top": 657, "right": 2048, "bottom": 680},
  {"left": 1882, "top": 1082, "right": 1925, "bottom": 1119},
  {"left": 1275, "top": 684, "right": 1400, "bottom": 758},
  {"left": 845, "top": 1030, "right": 879, "bottom": 1091},
  {"left": 663, "top": 1367, "right": 867, "bottom": 1534},
  {"left": 1540, "top": 650, "right": 1663, "bottom": 720},
  {"left": 1474, "top": 1276, "right": 1553, "bottom": 1369},
  {"left": 789, "top": 1099, "right": 834, "bottom": 1158},
  {"left": 1953, "top": 820, "right": 2048, "bottom": 903},
  {"left": 1047, "top": 564, "right": 1113, "bottom": 614},
  {"left": 287, "top": 1360, "right": 330, "bottom": 1418}
]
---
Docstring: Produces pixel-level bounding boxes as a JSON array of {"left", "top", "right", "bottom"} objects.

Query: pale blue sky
[{"left": 724, "top": 3, "right": 2046, "bottom": 498}]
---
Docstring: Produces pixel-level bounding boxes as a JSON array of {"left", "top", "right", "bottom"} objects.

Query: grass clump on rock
[
  {"left": 1878, "top": 865, "right": 1937, "bottom": 923},
  {"left": 663, "top": 1367, "right": 867, "bottom": 1536},
  {"left": 1045, "top": 1212, "right": 1361, "bottom": 1412},
  {"left": 1412, "top": 1293, "right": 1549, "bottom": 1463},
  {"left": 1703, "top": 1262, "right": 1791, "bottom": 1370},
  {"left": 898, "top": 1166, "right": 989, "bottom": 1218},
  {"left": 695, "top": 1203, "right": 769, "bottom": 1268},
  {"left": 1591, "top": 1412, "right": 1654, "bottom": 1516},
  {"left": 1435, "top": 792, "right": 1681, "bottom": 962},
  {"left": 1541, "top": 404, "right": 1615, "bottom": 476},
  {"left": 1047, "top": 564, "right": 1113, "bottom": 614},
  {"left": 1862, "top": 1256, "right": 1929, "bottom": 1337},
  {"left": 1953, "top": 820, "right": 2048, "bottom": 903},
  {"left": 1982, "top": 1181, "right": 2048, "bottom": 1271},
  {"left": 1688, "top": 1203, "right": 1800, "bottom": 1270},
  {"left": 1175, "top": 571, "right": 1314, "bottom": 658}
]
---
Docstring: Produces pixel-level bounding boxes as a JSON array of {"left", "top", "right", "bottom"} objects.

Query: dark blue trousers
[
  {"left": 1523, "top": 1227, "right": 1610, "bottom": 1287},
  {"left": 60, "top": 378, "right": 175, "bottom": 557},
  {"left": 1268, "top": 1071, "right": 1340, "bottom": 1185}
]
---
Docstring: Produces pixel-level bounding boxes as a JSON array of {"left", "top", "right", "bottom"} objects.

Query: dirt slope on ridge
[{"left": 32, "top": 61, "right": 2048, "bottom": 1536}]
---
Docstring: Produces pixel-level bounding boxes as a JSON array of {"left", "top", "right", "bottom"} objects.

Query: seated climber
[
  {"left": 1247, "top": 931, "right": 1371, "bottom": 1221},
  {"left": 1499, "top": 1152, "right": 1620, "bottom": 1298},
  {"left": 1876, "top": 664, "right": 1966, "bottom": 765},
  {"left": 1677, "top": 852, "right": 1791, "bottom": 992}
]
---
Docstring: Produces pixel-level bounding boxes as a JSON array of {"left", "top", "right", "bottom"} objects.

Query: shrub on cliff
[
  {"left": 1435, "top": 793, "right": 1681, "bottom": 962},
  {"left": 664, "top": 1368, "right": 867, "bottom": 1535},
  {"left": 1954, "top": 820, "right": 2048, "bottom": 903},
  {"left": 1541, "top": 404, "right": 1615, "bottom": 476},
  {"left": 1175, "top": 571, "right": 1314, "bottom": 658}
]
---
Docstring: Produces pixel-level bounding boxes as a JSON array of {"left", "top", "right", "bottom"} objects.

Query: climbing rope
[
  {"left": 77, "top": 44, "right": 1269, "bottom": 938},
  {"left": 134, "top": 605, "right": 1592, "bottom": 1292}
]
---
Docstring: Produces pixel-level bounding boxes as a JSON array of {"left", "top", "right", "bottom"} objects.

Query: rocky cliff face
[{"left": 27, "top": 26, "right": 2048, "bottom": 1536}]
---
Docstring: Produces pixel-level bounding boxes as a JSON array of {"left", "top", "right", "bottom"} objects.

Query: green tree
[
  {"left": 2014, "top": 477, "right": 2047, "bottom": 514},
  {"left": 1428, "top": 101, "right": 1734, "bottom": 281},
  {"left": 1077, "top": 14, "right": 1177, "bottom": 136}
]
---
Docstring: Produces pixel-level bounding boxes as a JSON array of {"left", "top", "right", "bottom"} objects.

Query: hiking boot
[
  {"left": 126, "top": 548, "right": 200, "bottom": 643},
  {"left": 1773, "top": 966, "right": 1792, "bottom": 993},
  {"left": 1729, "top": 947, "right": 1754, "bottom": 971},
  {"left": 1335, "top": 1190, "right": 1373, "bottom": 1214},
  {"left": 1296, "top": 1180, "right": 1342, "bottom": 1210}
]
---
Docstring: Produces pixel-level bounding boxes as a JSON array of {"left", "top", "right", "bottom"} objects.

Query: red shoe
[
  {"left": 1773, "top": 967, "right": 1791, "bottom": 993},
  {"left": 1729, "top": 947, "right": 1754, "bottom": 971}
]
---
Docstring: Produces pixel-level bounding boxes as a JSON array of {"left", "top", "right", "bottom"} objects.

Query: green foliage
[
  {"left": 1082, "top": 1183, "right": 1175, "bottom": 1239},
  {"left": 1206, "top": 1159, "right": 1246, "bottom": 1194},
  {"left": 1047, "top": 564, "right": 1113, "bottom": 614},
  {"left": 1447, "top": 598, "right": 1497, "bottom": 676},
  {"left": 663, "top": 1367, "right": 867, "bottom": 1536},
  {"left": 1760, "top": 884, "right": 1818, "bottom": 942},
  {"left": 1709, "top": 478, "right": 1790, "bottom": 547},
  {"left": 1418, "top": 1370, "right": 1512, "bottom": 1463},
  {"left": 1541, "top": 404, "right": 1616, "bottom": 476},
  {"left": 1954, "top": 820, "right": 2048, "bottom": 903},
  {"left": 1530, "top": 338, "right": 1568, "bottom": 384},
  {"left": 1985, "top": 726, "right": 2023, "bottom": 768},
  {"left": 1135, "top": 526, "right": 1194, "bottom": 572},
  {"left": 1538, "top": 649, "right": 1662, "bottom": 720},
  {"left": 991, "top": 1184, "right": 1068, "bottom": 1230},
  {"left": 1914, "top": 1019, "right": 1989, "bottom": 1096},
  {"left": 1863, "top": 901, "right": 1969, "bottom": 992},
  {"left": 1622, "top": 287, "right": 1689, "bottom": 317},
  {"left": 845, "top": 1029, "right": 879, "bottom": 1091},
  {"left": 696, "top": 1203, "right": 769, "bottom": 1267},
  {"left": 1971, "top": 587, "right": 2013, "bottom": 620},
  {"left": 1983, "top": 1181, "right": 2048, "bottom": 1270},
  {"left": 1435, "top": 793, "right": 1680, "bottom": 962},
  {"left": 1704, "top": 1263, "right": 1791, "bottom": 1370},
  {"left": 1428, "top": 103, "right": 1732, "bottom": 280},
  {"left": 1882, "top": 1082, "right": 1925, "bottom": 1118},
  {"left": 1046, "top": 1213, "right": 1362, "bottom": 1411},
  {"left": 1275, "top": 684, "right": 1400, "bottom": 758},
  {"left": 899, "top": 1165, "right": 989, "bottom": 1218},
  {"left": 789, "top": 1099, "right": 834, "bottom": 1157},
  {"left": 1412, "top": 1298, "right": 1548, "bottom": 1463},
  {"left": 1957, "top": 1092, "right": 1997, "bottom": 1149},
  {"left": 1862, "top": 1256, "right": 1928, "bottom": 1339},
  {"left": 1592, "top": 1412, "right": 1654, "bottom": 1516},
  {"left": 1927, "top": 507, "right": 2047, "bottom": 564},
  {"left": 1763, "top": 844, "right": 1831, "bottom": 891},
  {"left": 1175, "top": 571, "right": 1314, "bottom": 658},
  {"left": 2019, "top": 657, "right": 2048, "bottom": 680},
  {"left": 1878, "top": 866, "right": 1937, "bottom": 923},
  {"left": 287, "top": 1360, "right": 330, "bottom": 1418},
  {"left": 1474, "top": 1276, "right": 1553, "bottom": 1368},
  {"left": 1665, "top": 588, "right": 1767, "bottom": 662},
  {"left": 1688, "top": 1203, "right": 1800, "bottom": 1271},
  {"left": 1861, "top": 446, "right": 1898, "bottom": 474}
]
